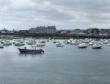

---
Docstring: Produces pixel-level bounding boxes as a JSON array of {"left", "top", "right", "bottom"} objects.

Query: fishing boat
[
  {"left": 77, "top": 43, "right": 87, "bottom": 48},
  {"left": 18, "top": 47, "right": 44, "bottom": 54}
]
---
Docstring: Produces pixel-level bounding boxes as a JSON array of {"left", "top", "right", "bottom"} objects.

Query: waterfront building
[
  {"left": 0, "top": 28, "right": 14, "bottom": 34},
  {"left": 29, "top": 26, "right": 56, "bottom": 34}
]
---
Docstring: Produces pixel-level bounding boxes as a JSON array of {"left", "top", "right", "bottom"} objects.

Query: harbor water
[{"left": 0, "top": 39, "right": 110, "bottom": 84}]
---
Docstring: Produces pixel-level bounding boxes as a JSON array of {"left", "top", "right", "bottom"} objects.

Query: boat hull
[
  {"left": 78, "top": 46, "right": 87, "bottom": 48},
  {"left": 92, "top": 46, "right": 102, "bottom": 49},
  {"left": 18, "top": 48, "right": 44, "bottom": 54}
]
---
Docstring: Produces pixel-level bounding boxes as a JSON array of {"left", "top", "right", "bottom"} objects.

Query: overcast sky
[{"left": 0, "top": 0, "right": 110, "bottom": 30}]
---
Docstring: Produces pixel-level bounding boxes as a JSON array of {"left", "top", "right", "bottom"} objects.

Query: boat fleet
[
  {"left": 0, "top": 39, "right": 46, "bottom": 54},
  {"left": 64, "top": 38, "right": 103, "bottom": 49},
  {"left": 0, "top": 38, "right": 109, "bottom": 54}
]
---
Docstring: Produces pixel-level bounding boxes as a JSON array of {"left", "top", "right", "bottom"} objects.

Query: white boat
[
  {"left": 89, "top": 42, "right": 94, "bottom": 45},
  {"left": 14, "top": 42, "right": 25, "bottom": 46},
  {"left": 70, "top": 41, "right": 77, "bottom": 45},
  {"left": 67, "top": 39, "right": 73, "bottom": 44},
  {"left": 77, "top": 43, "right": 87, "bottom": 48},
  {"left": 91, "top": 44, "right": 102, "bottom": 49},
  {"left": 103, "top": 40, "right": 109, "bottom": 44},
  {"left": 26, "top": 39, "right": 36, "bottom": 45},
  {"left": 56, "top": 43, "right": 64, "bottom": 47},
  {"left": 83, "top": 39, "right": 90, "bottom": 43},
  {"left": 3, "top": 41, "right": 12, "bottom": 46}
]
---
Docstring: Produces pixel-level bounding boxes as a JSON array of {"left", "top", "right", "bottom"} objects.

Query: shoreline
[{"left": 0, "top": 33, "right": 110, "bottom": 39}]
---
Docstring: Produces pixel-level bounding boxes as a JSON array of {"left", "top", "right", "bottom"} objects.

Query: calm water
[{"left": 0, "top": 40, "right": 110, "bottom": 84}]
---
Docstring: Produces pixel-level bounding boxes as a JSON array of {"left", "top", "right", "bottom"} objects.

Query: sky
[{"left": 0, "top": 0, "right": 110, "bottom": 30}]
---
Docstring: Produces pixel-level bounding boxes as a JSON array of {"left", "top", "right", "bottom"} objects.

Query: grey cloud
[{"left": 0, "top": 0, "right": 110, "bottom": 29}]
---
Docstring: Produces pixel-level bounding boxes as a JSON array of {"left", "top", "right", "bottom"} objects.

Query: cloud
[{"left": 0, "top": 0, "right": 110, "bottom": 29}]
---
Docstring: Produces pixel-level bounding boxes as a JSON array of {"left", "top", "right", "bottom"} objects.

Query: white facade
[{"left": 29, "top": 26, "right": 56, "bottom": 34}]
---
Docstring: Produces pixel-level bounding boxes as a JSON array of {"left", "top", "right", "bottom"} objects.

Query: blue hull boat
[{"left": 18, "top": 48, "right": 44, "bottom": 54}]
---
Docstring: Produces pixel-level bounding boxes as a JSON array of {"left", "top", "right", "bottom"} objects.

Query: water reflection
[{"left": 18, "top": 53, "right": 44, "bottom": 56}]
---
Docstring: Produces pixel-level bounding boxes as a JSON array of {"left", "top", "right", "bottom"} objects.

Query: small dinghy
[{"left": 18, "top": 47, "right": 44, "bottom": 54}]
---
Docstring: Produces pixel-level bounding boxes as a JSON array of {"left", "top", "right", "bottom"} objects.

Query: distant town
[{"left": 1, "top": 26, "right": 110, "bottom": 38}]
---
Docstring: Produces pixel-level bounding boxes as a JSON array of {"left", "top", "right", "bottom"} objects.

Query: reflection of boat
[
  {"left": 92, "top": 44, "right": 102, "bottom": 49},
  {"left": 18, "top": 48, "right": 44, "bottom": 54},
  {"left": 0, "top": 44, "right": 4, "bottom": 48},
  {"left": 19, "top": 53, "right": 43, "bottom": 56},
  {"left": 78, "top": 43, "right": 87, "bottom": 48}
]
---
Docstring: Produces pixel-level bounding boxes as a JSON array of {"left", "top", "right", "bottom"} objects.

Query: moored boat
[
  {"left": 36, "top": 43, "right": 45, "bottom": 47},
  {"left": 91, "top": 44, "right": 102, "bottom": 49},
  {"left": 56, "top": 42, "right": 64, "bottom": 47},
  {"left": 26, "top": 40, "right": 36, "bottom": 45},
  {"left": 3, "top": 41, "right": 12, "bottom": 46},
  {"left": 18, "top": 48, "right": 44, "bottom": 54},
  {"left": 77, "top": 43, "right": 87, "bottom": 48},
  {"left": 15, "top": 42, "right": 25, "bottom": 46}
]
